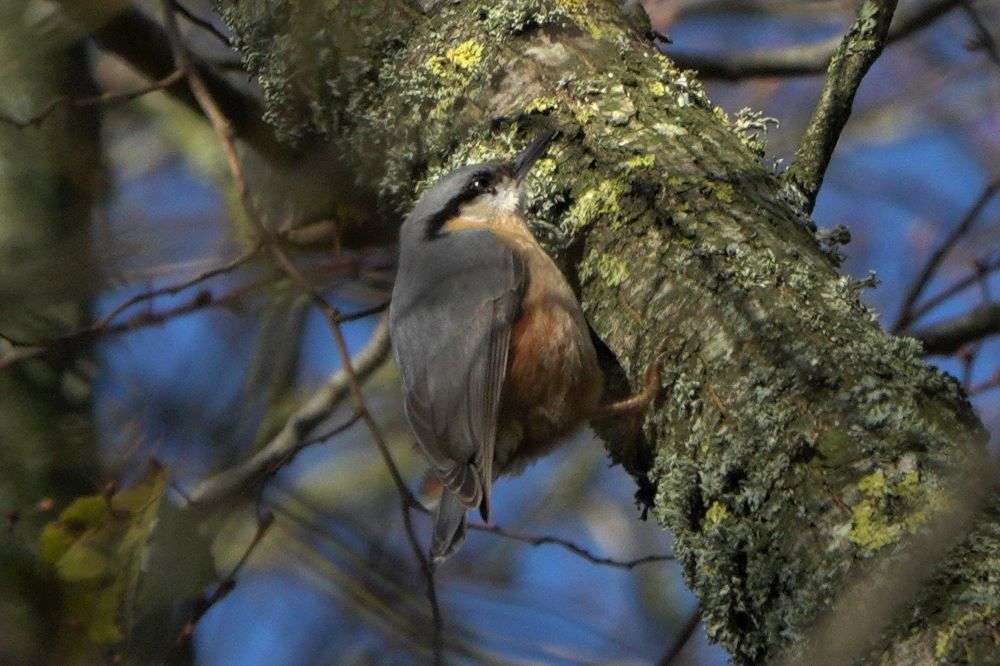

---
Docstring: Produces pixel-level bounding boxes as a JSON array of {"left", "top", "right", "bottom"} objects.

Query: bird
[{"left": 390, "top": 131, "right": 647, "bottom": 562}]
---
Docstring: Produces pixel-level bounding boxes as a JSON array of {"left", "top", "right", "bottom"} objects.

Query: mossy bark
[
  {"left": 217, "top": 0, "right": 997, "bottom": 662},
  {"left": 0, "top": 7, "right": 105, "bottom": 662}
]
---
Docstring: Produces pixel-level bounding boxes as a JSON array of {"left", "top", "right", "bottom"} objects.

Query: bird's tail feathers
[{"left": 431, "top": 487, "right": 468, "bottom": 563}]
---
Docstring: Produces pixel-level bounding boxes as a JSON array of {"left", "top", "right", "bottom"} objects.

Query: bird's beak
[{"left": 511, "top": 130, "right": 559, "bottom": 183}]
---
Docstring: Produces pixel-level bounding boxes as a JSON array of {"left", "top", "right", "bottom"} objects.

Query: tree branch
[
  {"left": 466, "top": 522, "right": 675, "bottom": 569},
  {"left": 784, "top": 455, "right": 999, "bottom": 665},
  {"left": 190, "top": 0, "right": 998, "bottom": 660},
  {"left": 88, "top": 4, "right": 295, "bottom": 162},
  {"left": 783, "top": 0, "right": 899, "bottom": 213},
  {"left": 186, "top": 317, "right": 391, "bottom": 507},
  {"left": 158, "top": 0, "right": 443, "bottom": 657},
  {"left": 174, "top": 0, "right": 232, "bottom": 48},
  {"left": 0, "top": 283, "right": 259, "bottom": 371},
  {"left": 902, "top": 255, "right": 1000, "bottom": 328},
  {"left": 910, "top": 302, "right": 1000, "bottom": 355},
  {"left": 0, "top": 69, "right": 184, "bottom": 129},
  {"left": 670, "top": 0, "right": 959, "bottom": 80},
  {"left": 960, "top": 0, "right": 1000, "bottom": 69},
  {"left": 894, "top": 179, "right": 1000, "bottom": 332}
]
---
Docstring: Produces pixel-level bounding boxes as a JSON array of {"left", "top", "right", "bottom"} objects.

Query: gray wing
[{"left": 389, "top": 228, "right": 525, "bottom": 520}]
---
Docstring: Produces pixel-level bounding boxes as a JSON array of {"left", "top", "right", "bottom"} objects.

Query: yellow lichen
[
  {"left": 553, "top": 0, "right": 617, "bottom": 40},
  {"left": 647, "top": 80, "right": 667, "bottom": 98},
  {"left": 445, "top": 39, "right": 484, "bottom": 70},
  {"left": 705, "top": 501, "right": 729, "bottom": 528},
  {"left": 425, "top": 40, "right": 484, "bottom": 79},
  {"left": 858, "top": 469, "right": 887, "bottom": 497},
  {"left": 580, "top": 251, "right": 630, "bottom": 288},
  {"left": 525, "top": 96, "right": 558, "bottom": 114},
  {"left": 625, "top": 154, "right": 656, "bottom": 171},
  {"left": 848, "top": 500, "right": 900, "bottom": 551},
  {"left": 531, "top": 157, "right": 557, "bottom": 178},
  {"left": 713, "top": 182, "right": 734, "bottom": 204},
  {"left": 565, "top": 178, "right": 627, "bottom": 233}
]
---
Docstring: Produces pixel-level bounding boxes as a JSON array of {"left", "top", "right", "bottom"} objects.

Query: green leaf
[
  {"left": 37, "top": 465, "right": 167, "bottom": 645},
  {"left": 56, "top": 543, "right": 111, "bottom": 581}
]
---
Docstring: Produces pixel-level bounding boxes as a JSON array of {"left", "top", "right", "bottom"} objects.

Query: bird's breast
[{"left": 502, "top": 244, "right": 603, "bottom": 468}]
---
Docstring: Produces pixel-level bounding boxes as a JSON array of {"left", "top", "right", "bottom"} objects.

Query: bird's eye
[{"left": 471, "top": 176, "right": 492, "bottom": 193}]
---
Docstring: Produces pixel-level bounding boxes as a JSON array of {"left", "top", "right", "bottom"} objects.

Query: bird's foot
[{"left": 599, "top": 339, "right": 669, "bottom": 418}]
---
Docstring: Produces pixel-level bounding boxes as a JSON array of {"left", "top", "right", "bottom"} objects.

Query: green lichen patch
[
  {"left": 579, "top": 249, "right": 630, "bottom": 287},
  {"left": 524, "top": 96, "right": 559, "bottom": 113},
  {"left": 564, "top": 177, "right": 629, "bottom": 234}
]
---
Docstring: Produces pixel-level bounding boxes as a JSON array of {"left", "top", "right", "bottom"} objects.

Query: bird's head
[{"left": 402, "top": 131, "right": 558, "bottom": 240}]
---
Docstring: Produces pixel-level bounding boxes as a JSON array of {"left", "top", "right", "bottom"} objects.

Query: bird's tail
[{"left": 431, "top": 487, "right": 468, "bottom": 563}]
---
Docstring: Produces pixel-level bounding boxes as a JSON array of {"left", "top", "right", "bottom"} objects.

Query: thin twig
[
  {"left": 0, "top": 283, "right": 258, "bottom": 371},
  {"left": 659, "top": 606, "right": 703, "bottom": 665},
  {"left": 173, "top": 0, "right": 233, "bottom": 48},
  {"left": 968, "top": 369, "right": 1000, "bottom": 395},
  {"left": 894, "top": 179, "right": 1000, "bottom": 332},
  {"left": 0, "top": 70, "right": 184, "bottom": 129},
  {"left": 670, "top": 0, "right": 961, "bottom": 80},
  {"left": 910, "top": 302, "right": 1000, "bottom": 355},
  {"left": 782, "top": 0, "right": 899, "bottom": 213},
  {"left": 177, "top": 510, "right": 275, "bottom": 643},
  {"left": 960, "top": 0, "right": 1000, "bottom": 69},
  {"left": 96, "top": 243, "right": 261, "bottom": 329},
  {"left": 90, "top": 5, "right": 293, "bottom": 162},
  {"left": 468, "top": 522, "right": 675, "bottom": 570},
  {"left": 903, "top": 255, "right": 1000, "bottom": 327}
]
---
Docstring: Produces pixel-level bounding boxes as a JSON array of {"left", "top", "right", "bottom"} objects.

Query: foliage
[{"left": 39, "top": 466, "right": 167, "bottom": 645}]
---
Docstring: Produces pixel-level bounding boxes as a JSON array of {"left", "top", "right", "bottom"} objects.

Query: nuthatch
[{"left": 390, "top": 132, "right": 643, "bottom": 562}]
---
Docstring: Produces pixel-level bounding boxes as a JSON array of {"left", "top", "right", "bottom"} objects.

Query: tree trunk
[
  {"left": 0, "top": 6, "right": 105, "bottom": 662},
  {"left": 208, "top": 0, "right": 996, "bottom": 662}
]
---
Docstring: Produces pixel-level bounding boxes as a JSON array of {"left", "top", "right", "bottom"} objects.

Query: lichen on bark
[{"left": 215, "top": 0, "right": 997, "bottom": 662}]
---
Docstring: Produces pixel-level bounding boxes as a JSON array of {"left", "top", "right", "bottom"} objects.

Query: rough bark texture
[
  {"left": 214, "top": 0, "right": 997, "bottom": 662},
  {"left": 0, "top": 8, "right": 104, "bottom": 662}
]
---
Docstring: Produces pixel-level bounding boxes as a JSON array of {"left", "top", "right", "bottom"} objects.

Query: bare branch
[
  {"left": 670, "top": 0, "right": 960, "bottom": 80},
  {"left": 468, "top": 522, "right": 675, "bottom": 569},
  {"left": 186, "top": 317, "right": 390, "bottom": 507},
  {"left": 782, "top": 0, "right": 899, "bottom": 213},
  {"left": 177, "top": 509, "right": 275, "bottom": 643},
  {"left": 658, "top": 606, "right": 703, "bottom": 665},
  {"left": 159, "top": 0, "right": 442, "bottom": 657},
  {"left": 0, "top": 283, "right": 258, "bottom": 371},
  {"left": 911, "top": 302, "right": 1000, "bottom": 355},
  {"left": 173, "top": 0, "right": 232, "bottom": 48},
  {"left": 960, "top": 0, "right": 1000, "bottom": 69},
  {"left": 894, "top": 179, "right": 1000, "bottom": 332},
  {"left": 96, "top": 244, "right": 261, "bottom": 329},
  {"left": 0, "top": 69, "right": 184, "bottom": 129},
  {"left": 969, "top": 369, "right": 1000, "bottom": 395},
  {"left": 903, "top": 255, "right": 1000, "bottom": 327},
  {"left": 91, "top": 5, "right": 294, "bottom": 162}
]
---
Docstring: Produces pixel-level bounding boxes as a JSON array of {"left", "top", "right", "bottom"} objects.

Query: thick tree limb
[
  {"left": 783, "top": 0, "right": 899, "bottom": 213},
  {"left": 911, "top": 302, "right": 1000, "bottom": 355},
  {"left": 671, "top": 0, "right": 960, "bottom": 80}
]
